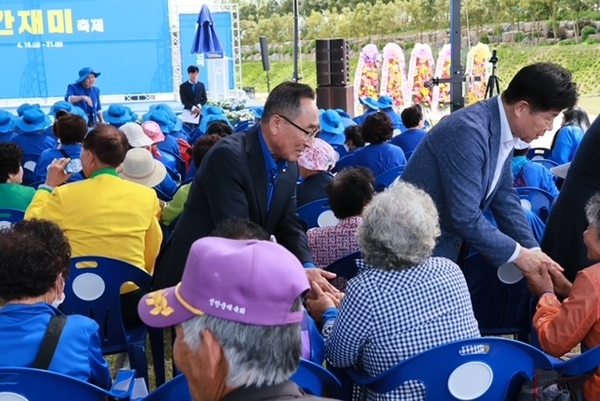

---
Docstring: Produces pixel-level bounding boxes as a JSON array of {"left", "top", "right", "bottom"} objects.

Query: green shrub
[
  {"left": 515, "top": 32, "right": 527, "bottom": 42},
  {"left": 581, "top": 25, "right": 597, "bottom": 41},
  {"left": 585, "top": 37, "right": 600, "bottom": 45},
  {"left": 480, "top": 33, "right": 490, "bottom": 44},
  {"left": 558, "top": 39, "right": 576, "bottom": 46}
]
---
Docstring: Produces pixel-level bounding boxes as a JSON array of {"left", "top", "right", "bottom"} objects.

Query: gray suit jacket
[{"left": 401, "top": 97, "right": 537, "bottom": 265}]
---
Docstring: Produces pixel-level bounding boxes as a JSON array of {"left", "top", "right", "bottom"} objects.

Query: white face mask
[{"left": 51, "top": 292, "right": 65, "bottom": 308}]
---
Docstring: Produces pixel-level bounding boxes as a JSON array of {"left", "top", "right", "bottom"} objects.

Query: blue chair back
[
  {"left": 0, "top": 209, "right": 25, "bottom": 228},
  {"left": 531, "top": 158, "right": 559, "bottom": 169},
  {"left": 345, "top": 337, "right": 552, "bottom": 399},
  {"left": 154, "top": 187, "right": 172, "bottom": 202},
  {"left": 21, "top": 154, "right": 40, "bottom": 186},
  {"left": 331, "top": 144, "right": 348, "bottom": 160},
  {"left": 291, "top": 359, "right": 342, "bottom": 397},
  {"left": 143, "top": 374, "right": 191, "bottom": 401},
  {"left": 61, "top": 256, "right": 161, "bottom": 386},
  {"left": 297, "top": 198, "right": 338, "bottom": 230},
  {"left": 234, "top": 120, "right": 252, "bottom": 133},
  {"left": 0, "top": 367, "right": 133, "bottom": 400},
  {"left": 463, "top": 252, "right": 532, "bottom": 339},
  {"left": 374, "top": 166, "right": 404, "bottom": 192},
  {"left": 552, "top": 345, "right": 600, "bottom": 374},
  {"left": 324, "top": 251, "right": 362, "bottom": 280},
  {"left": 515, "top": 186, "right": 555, "bottom": 223},
  {"left": 527, "top": 147, "right": 552, "bottom": 160},
  {"left": 144, "top": 359, "right": 340, "bottom": 401}
]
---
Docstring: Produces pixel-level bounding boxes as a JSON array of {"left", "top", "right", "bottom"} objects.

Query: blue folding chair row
[
  {"left": 0, "top": 209, "right": 24, "bottom": 228},
  {"left": 143, "top": 359, "right": 341, "bottom": 401},
  {"left": 374, "top": 166, "right": 404, "bottom": 192},
  {"left": 0, "top": 367, "right": 138, "bottom": 401},
  {"left": 61, "top": 256, "right": 165, "bottom": 388},
  {"left": 515, "top": 186, "right": 555, "bottom": 223},
  {"left": 297, "top": 198, "right": 339, "bottom": 230}
]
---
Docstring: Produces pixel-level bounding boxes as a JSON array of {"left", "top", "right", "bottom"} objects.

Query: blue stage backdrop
[
  {"left": 179, "top": 12, "right": 235, "bottom": 91},
  {"left": 0, "top": 0, "right": 173, "bottom": 99}
]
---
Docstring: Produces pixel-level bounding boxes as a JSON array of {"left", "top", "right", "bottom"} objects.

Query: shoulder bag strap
[
  {"left": 58, "top": 148, "right": 70, "bottom": 159},
  {"left": 32, "top": 315, "right": 67, "bottom": 370}
]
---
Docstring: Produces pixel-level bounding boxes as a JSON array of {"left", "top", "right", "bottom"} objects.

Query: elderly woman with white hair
[{"left": 307, "top": 182, "right": 480, "bottom": 400}]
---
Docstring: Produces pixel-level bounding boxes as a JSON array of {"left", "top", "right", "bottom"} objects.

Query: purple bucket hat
[{"left": 138, "top": 237, "right": 310, "bottom": 328}]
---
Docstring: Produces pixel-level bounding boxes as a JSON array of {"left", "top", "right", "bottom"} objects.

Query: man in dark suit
[
  {"left": 401, "top": 63, "right": 577, "bottom": 294},
  {"left": 154, "top": 82, "right": 339, "bottom": 296},
  {"left": 179, "top": 65, "right": 207, "bottom": 125}
]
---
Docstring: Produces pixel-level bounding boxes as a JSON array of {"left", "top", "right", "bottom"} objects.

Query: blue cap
[
  {"left": 103, "top": 104, "right": 135, "bottom": 126},
  {"left": 76, "top": 67, "right": 100, "bottom": 83},
  {"left": 335, "top": 109, "right": 351, "bottom": 119},
  {"left": 359, "top": 97, "right": 379, "bottom": 111},
  {"left": 0, "top": 110, "right": 15, "bottom": 133},
  {"left": 147, "top": 111, "right": 173, "bottom": 134},
  {"left": 16, "top": 108, "right": 52, "bottom": 133},
  {"left": 377, "top": 95, "right": 394, "bottom": 110},
  {"left": 17, "top": 103, "right": 40, "bottom": 117},
  {"left": 200, "top": 113, "right": 231, "bottom": 134},
  {"left": 340, "top": 117, "right": 356, "bottom": 129},
  {"left": 146, "top": 104, "right": 182, "bottom": 132},
  {"left": 320, "top": 109, "right": 344, "bottom": 135},
  {"left": 49, "top": 101, "right": 73, "bottom": 117},
  {"left": 202, "top": 105, "right": 225, "bottom": 118}
]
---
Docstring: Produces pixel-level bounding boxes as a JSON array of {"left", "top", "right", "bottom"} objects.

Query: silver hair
[
  {"left": 585, "top": 194, "right": 600, "bottom": 231},
  {"left": 181, "top": 296, "right": 303, "bottom": 388},
  {"left": 358, "top": 181, "right": 441, "bottom": 271}
]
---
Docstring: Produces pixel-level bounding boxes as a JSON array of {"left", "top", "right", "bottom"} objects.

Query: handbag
[{"left": 518, "top": 368, "right": 592, "bottom": 401}]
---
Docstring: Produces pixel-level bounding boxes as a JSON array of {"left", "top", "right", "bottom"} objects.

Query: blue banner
[
  {"left": 179, "top": 12, "right": 236, "bottom": 92},
  {"left": 0, "top": 0, "right": 173, "bottom": 99}
]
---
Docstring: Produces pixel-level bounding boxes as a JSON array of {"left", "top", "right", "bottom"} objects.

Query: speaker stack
[{"left": 315, "top": 38, "right": 353, "bottom": 116}]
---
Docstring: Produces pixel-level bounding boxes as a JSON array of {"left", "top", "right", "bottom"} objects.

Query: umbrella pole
[
  {"left": 292, "top": 0, "right": 300, "bottom": 82},
  {"left": 266, "top": 70, "right": 271, "bottom": 93}
]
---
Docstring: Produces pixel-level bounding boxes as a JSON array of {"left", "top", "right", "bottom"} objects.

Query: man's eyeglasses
[{"left": 277, "top": 115, "right": 320, "bottom": 138}]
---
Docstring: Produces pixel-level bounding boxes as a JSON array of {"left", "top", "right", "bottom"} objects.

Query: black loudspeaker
[
  {"left": 316, "top": 86, "right": 354, "bottom": 117},
  {"left": 316, "top": 39, "right": 331, "bottom": 86},
  {"left": 315, "top": 39, "right": 350, "bottom": 87},
  {"left": 259, "top": 36, "right": 270, "bottom": 72}
]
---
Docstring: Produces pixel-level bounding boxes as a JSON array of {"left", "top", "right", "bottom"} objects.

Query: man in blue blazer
[
  {"left": 154, "top": 82, "right": 338, "bottom": 295},
  {"left": 402, "top": 63, "right": 578, "bottom": 293}
]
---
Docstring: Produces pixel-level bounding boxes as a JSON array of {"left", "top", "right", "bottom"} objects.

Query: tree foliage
[{"left": 227, "top": 0, "right": 600, "bottom": 45}]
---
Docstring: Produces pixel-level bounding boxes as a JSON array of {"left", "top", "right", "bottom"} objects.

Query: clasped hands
[{"left": 515, "top": 248, "right": 572, "bottom": 298}]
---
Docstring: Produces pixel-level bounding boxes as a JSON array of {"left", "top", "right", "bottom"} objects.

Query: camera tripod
[{"left": 485, "top": 50, "right": 500, "bottom": 99}]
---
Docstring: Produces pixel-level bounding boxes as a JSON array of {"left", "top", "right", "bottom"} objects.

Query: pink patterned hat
[{"left": 298, "top": 138, "right": 338, "bottom": 172}]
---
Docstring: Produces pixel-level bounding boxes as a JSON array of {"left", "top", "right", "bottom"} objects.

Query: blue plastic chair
[
  {"left": 463, "top": 253, "right": 533, "bottom": 341},
  {"left": 0, "top": 367, "right": 136, "bottom": 401},
  {"left": 143, "top": 373, "right": 190, "bottom": 401},
  {"left": 297, "top": 198, "right": 339, "bottom": 230},
  {"left": 234, "top": 120, "right": 252, "bottom": 133},
  {"left": 527, "top": 147, "right": 552, "bottom": 160},
  {"left": 21, "top": 154, "right": 40, "bottom": 186},
  {"left": 531, "top": 158, "right": 559, "bottom": 169},
  {"left": 344, "top": 337, "right": 553, "bottom": 400},
  {"left": 291, "top": 359, "right": 342, "bottom": 397},
  {"left": 144, "top": 359, "right": 340, "bottom": 401},
  {"left": 552, "top": 345, "right": 600, "bottom": 374},
  {"left": 154, "top": 187, "right": 173, "bottom": 202},
  {"left": 331, "top": 144, "right": 348, "bottom": 160},
  {"left": 61, "top": 256, "right": 165, "bottom": 388},
  {"left": 0, "top": 209, "right": 25, "bottom": 227},
  {"left": 374, "top": 166, "right": 404, "bottom": 192},
  {"left": 324, "top": 251, "right": 362, "bottom": 280},
  {"left": 515, "top": 186, "right": 555, "bottom": 223}
]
